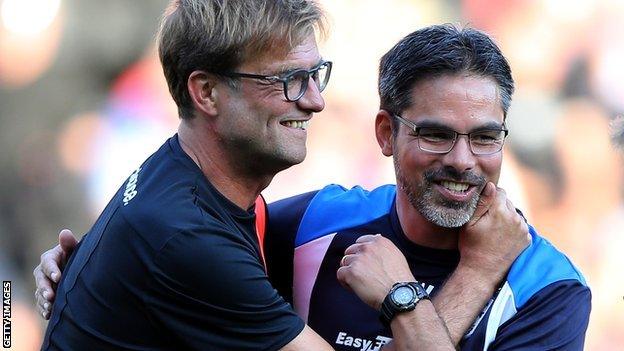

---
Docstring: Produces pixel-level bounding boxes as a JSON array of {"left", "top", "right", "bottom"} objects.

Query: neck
[
  {"left": 395, "top": 190, "right": 459, "bottom": 250},
  {"left": 178, "top": 120, "right": 273, "bottom": 210}
]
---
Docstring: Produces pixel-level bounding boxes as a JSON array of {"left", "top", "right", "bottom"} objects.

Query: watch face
[{"left": 392, "top": 285, "right": 416, "bottom": 306}]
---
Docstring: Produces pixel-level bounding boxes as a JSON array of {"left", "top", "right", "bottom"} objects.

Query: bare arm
[
  {"left": 280, "top": 325, "right": 334, "bottom": 350},
  {"left": 431, "top": 265, "right": 499, "bottom": 346},
  {"left": 384, "top": 302, "right": 454, "bottom": 351},
  {"left": 436, "top": 184, "right": 530, "bottom": 344}
]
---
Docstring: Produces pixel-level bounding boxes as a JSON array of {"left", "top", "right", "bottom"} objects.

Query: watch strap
[{"left": 379, "top": 282, "right": 430, "bottom": 327}]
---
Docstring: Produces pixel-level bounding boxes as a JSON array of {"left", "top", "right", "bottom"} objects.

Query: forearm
[
  {"left": 280, "top": 325, "right": 334, "bottom": 351},
  {"left": 432, "top": 263, "right": 502, "bottom": 346},
  {"left": 386, "top": 300, "right": 455, "bottom": 351}
]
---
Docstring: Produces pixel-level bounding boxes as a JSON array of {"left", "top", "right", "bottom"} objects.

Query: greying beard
[
  {"left": 414, "top": 180, "right": 479, "bottom": 228},
  {"left": 394, "top": 157, "right": 483, "bottom": 228}
]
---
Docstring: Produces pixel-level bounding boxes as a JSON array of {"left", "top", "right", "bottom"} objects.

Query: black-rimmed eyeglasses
[
  {"left": 221, "top": 61, "right": 332, "bottom": 102},
  {"left": 393, "top": 114, "right": 509, "bottom": 155}
]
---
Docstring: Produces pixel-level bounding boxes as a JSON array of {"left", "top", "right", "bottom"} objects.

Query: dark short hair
[
  {"left": 378, "top": 24, "right": 514, "bottom": 130},
  {"left": 158, "top": 0, "right": 326, "bottom": 120}
]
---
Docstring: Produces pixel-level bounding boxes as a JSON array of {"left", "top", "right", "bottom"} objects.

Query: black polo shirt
[{"left": 42, "top": 135, "right": 303, "bottom": 351}]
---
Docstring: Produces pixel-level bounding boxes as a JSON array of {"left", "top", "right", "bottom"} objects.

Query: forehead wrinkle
[{"left": 253, "top": 35, "right": 322, "bottom": 74}]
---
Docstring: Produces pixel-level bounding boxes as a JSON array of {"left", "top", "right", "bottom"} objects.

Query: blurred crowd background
[{"left": 1, "top": 0, "right": 622, "bottom": 349}]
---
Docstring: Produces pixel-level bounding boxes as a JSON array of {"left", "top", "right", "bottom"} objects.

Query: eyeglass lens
[
  {"left": 418, "top": 128, "right": 506, "bottom": 155},
  {"left": 285, "top": 62, "right": 331, "bottom": 101}
]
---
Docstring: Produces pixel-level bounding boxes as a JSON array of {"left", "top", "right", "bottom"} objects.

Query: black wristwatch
[{"left": 380, "top": 282, "right": 430, "bottom": 327}]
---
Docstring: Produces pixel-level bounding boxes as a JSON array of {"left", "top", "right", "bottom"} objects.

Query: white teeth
[
  {"left": 442, "top": 181, "right": 469, "bottom": 192},
  {"left": 283, "top": 120, "right": 309, "bottom": 130}
]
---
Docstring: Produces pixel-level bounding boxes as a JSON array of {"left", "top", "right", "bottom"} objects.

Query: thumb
[
  {"left": 59, "top": 229, "right": 78, "bottom": 257},
  {"left": 468, "top": 182, "right": 495, "bottom": 226}
]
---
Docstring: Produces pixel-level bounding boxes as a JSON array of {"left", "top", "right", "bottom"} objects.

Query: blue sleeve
[
  {"left": 489, "top": 280, "right": 591, "bottom": 350},
  {"left": 265, "top": 190, "right": 319, "bottom": 304},
  {"left": 144, "top": 225, "right": 304, "bottom": 351}
]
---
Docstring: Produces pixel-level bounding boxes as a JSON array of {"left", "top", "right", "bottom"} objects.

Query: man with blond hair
[{"left": 41, "top": 1, "right": 336, "bottom": 349}]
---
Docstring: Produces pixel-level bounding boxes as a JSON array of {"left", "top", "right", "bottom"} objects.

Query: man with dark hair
[
  {"left": 34, "top": 19, "right": 557, "bottom": 350},
  {"left": 266, "top": 25, "right": 590, "bottom": 350}
]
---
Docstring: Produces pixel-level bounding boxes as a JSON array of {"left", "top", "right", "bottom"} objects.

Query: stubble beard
[
  {"left": 394, "top": 157, "right": 485, "bottom": 228},
  {"left": 225, "top": 127, "right": 307, "bottom": 177}
]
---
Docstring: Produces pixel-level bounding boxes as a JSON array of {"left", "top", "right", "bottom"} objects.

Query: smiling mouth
[
  {"left": 281, "top": 120, "right": 310, "bottom": 130},
  {"left": 439, "top": 180, "right": 471, "bottom": 193}
]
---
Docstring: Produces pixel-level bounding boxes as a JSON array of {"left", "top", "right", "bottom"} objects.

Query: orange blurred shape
[
  {"left": 462, "top": 0, "right": 521, "bottom": 31},
  {"left": 57, "top": 112, "right": 107, "bottom": 175},
  {"left": 0, "top": 8, "right": 63, "bottom": 88},
  {"left": 5, "top": 302, "right": 42, "bottom": 351}
]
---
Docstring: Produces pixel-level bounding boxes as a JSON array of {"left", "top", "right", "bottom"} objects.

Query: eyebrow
[
  {"left": 415, "top": 119, "right": 505, "bottom": 132},
  {"left": 273, "top": 58, "right": 324, "bottom": 76}
]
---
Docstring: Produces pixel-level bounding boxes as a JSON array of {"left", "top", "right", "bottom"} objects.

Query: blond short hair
[{"left": 158, "top": 0, "right": 326, "bottom": 119}]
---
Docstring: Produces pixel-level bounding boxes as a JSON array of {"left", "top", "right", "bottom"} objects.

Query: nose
[
  {"left": 440, "top": 135, "right": 476, "bottom": 173},
  {"left": 296, "top": 76, "right": 325, "bottom": 113}
]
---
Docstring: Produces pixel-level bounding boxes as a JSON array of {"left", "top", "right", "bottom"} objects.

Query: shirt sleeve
[
  {"left": 143, "top": 224, "right": 305, "bottom": 351},
  {"left": 488, "top": 280, "right": 591, "bottom": 351},
  {"left": 265, "top": 190, "right": 319, "bottom": 304}
]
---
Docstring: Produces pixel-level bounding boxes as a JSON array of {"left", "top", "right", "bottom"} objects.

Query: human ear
[
  {"left": 375, "top": 110, "right": 394, "bottom": 157},
  {"left": 187, "top": 71, "right": 219, "bottom": 117}
]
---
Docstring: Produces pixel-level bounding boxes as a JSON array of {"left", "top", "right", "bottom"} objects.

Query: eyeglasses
[
  {"left": 221, "top": 61, "right": 332, "bottom": 102},
  {"left": 393, "top": 114, "right": 509, "bottom": 155}
]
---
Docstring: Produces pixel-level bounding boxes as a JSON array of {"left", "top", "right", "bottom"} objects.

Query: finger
[
  {"left": 354, "top": 234, "right": 380, "bottom": 244},
  {"left": 58, "top": 229, "right": 78, "bottom": 261},
  {"left": 40, "top": 247, "right": 64, "bottom": 283},
  {"left": 344, "top": 243, "right": 366, "bottom": 255},
  {"left": 33, "top": 275, "right": 55, "bottom": 321},
  {"left": 491, "top": 187, "right": 509, "bottom": 213},
  {"left": 33, "top": 264, "right": 55, "bottom": 300},
  {"left": 336, "top": 266, "right": 353, "bottom": 292},
  {"left": 34, "top": 289, "right": 45, "bottom": 318},
  {"left": 35, "top": 289, "right": 53, "bottom": 320},
  {"left": 34, "top": 285, "right": 53, "bottom": 316},
  {"left": 469, "top": 182, "right": 496, "bottom": 225},
  {"left": 505, "top": 198, "right": 516, "bottom": 213},
  {"left": 34, "top": 288, "right": 43, "bottom": 313},
  {"left": 340, "top": 254, "right": 355, "bottom": 267}
]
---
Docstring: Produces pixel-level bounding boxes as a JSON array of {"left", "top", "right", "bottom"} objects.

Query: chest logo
[
  {"left": 335, "top": 332, "right": 391, "bottom": 351},
  {"left": 123, "top": 167, "right": 141, "bottom": 206}
]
